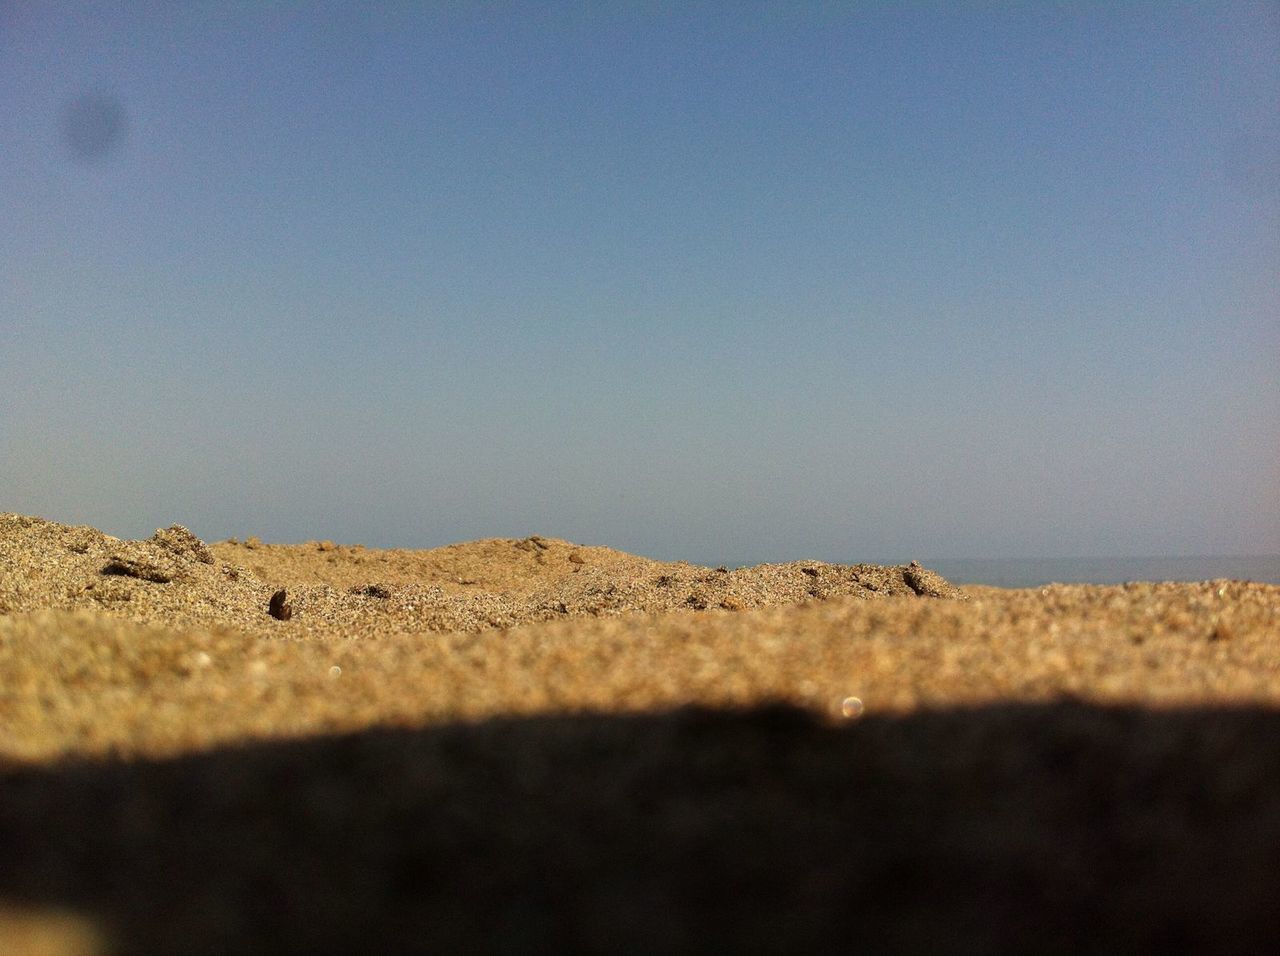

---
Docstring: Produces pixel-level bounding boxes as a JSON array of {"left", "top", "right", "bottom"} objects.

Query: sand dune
[
  {"left": 1, "top": 514, "right": 960, "bottom": 642},
  {"left": 2, "top": 513, "right": 1278, "bottom": 953}
]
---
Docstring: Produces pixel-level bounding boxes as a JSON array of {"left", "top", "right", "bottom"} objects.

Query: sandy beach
[{"left": 2, "top": 513, "right": 1278, "bottom": 953}]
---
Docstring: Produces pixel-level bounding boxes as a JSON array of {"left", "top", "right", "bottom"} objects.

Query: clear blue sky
[{"left": 2, "top": 2, "right": 1277, "bottom": 565}]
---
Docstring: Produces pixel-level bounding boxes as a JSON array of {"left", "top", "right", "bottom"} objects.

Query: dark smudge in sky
[{"left": 62, "top": 93, "right": 128, "bottom": 163}]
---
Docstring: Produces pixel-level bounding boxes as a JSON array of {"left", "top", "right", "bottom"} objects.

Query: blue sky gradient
[{"left": 3, "top": 2, "right": 1277, "bottom": 565}]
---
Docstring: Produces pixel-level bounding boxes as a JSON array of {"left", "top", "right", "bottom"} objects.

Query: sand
[{"left": 2, "top": 513, "right": 1278, "bottom": 953}]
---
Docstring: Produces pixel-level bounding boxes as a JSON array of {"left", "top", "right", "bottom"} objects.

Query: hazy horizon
[{"left": 4, "top": 3, "right": 1277, "bottom": 566}]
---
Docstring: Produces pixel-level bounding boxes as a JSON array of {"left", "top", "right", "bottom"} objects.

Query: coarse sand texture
[{"left": 2, "top": 513, "right": 1278, "bottom": 953}]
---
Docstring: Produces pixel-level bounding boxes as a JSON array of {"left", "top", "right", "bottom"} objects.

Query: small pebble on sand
[{"left": 268, "top": 589, "right": 292, "bottom": 620}]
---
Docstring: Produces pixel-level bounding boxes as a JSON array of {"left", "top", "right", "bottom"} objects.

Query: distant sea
[{"left": 922, "top": 556, "right": 1280, "bottom": 589}]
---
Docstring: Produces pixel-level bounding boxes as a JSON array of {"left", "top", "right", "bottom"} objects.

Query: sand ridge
[
  {"left": 2, "top": 513, "right": 1276, "bottom": 765},
  {"left": 0, "top": 513, "right": 963, "bottom": 642}
]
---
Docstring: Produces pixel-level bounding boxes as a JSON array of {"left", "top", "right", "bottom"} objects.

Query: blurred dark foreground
[{"left": 3, "top": 701, "right": 1278, "bottom": 954}]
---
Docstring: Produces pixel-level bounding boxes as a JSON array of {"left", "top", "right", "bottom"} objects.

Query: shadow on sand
[{"left": 3, "top": 701, "right": 1279, "bottom": 953}]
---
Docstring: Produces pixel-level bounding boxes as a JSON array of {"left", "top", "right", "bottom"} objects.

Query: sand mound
[
  {"left": 3, "top": 514, "right": 1276, "bottom": 767},
  {"left": 0, "top": 514, "right": 963, "bottom": 639}
]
